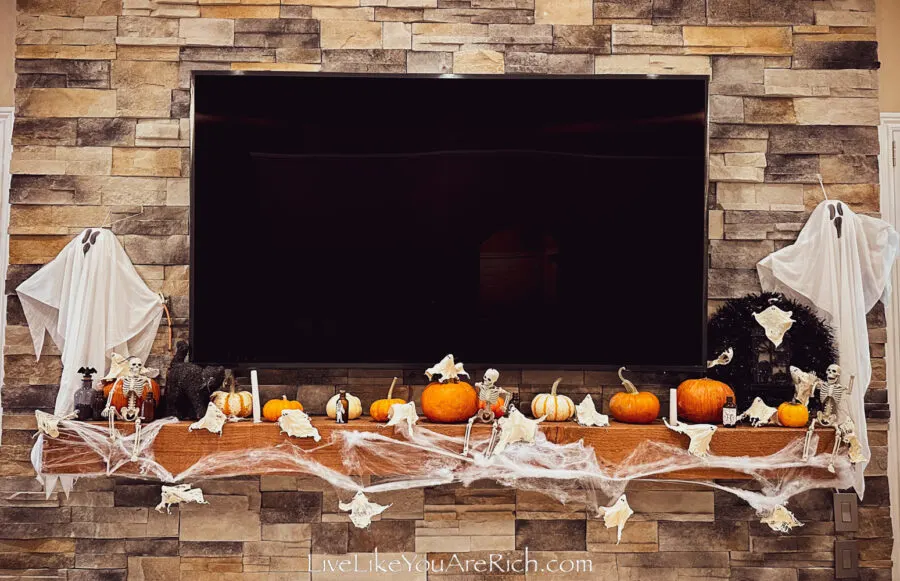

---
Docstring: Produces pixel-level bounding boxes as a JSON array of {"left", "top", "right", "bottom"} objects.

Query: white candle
[
  {"left": 669, "top": 388, "right": 678, "bottom": 425},
  {"left": 250, "top": 369, "right": 262, "bottom": 424}
]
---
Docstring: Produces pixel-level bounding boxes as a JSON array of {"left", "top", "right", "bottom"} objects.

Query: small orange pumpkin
[
  {"left": 422, "top": 379, "right": 478, "bottom": 423},
  {"left": 478, "top": 396, "right": 506, "bottom": 419},
  {"left": 263, "top": 396, "right": 303, "bottom": 422},
  {"left": 103, "top": 377, "right": 160, "bottom": 412},
  {"left": 370, "top": 378, "right": 407, "bottom": 422},
  {"left": 777, "top": 401, "right": 809, "bottom": 428},
  {"left": 676, "top": 378, "right": 735, "bottom": 424},
  {"left": 609, "top": 367, "right": 660, "bottom": 424}
]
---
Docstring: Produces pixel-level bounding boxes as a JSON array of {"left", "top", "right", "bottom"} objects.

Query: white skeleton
[
  {"left": 802, "top": 364, "right": 863, "bottom": 472},
  {"left": 101, "top": 357, "right": 155, "bottom": 460},
  {"left": 463, "top": 369, "right": 511, "bottom": 457}
]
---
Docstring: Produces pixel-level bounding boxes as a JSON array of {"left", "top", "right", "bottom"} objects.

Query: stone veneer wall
[{"left": 2, "top": 0, "right": 893, "bottom": 579}]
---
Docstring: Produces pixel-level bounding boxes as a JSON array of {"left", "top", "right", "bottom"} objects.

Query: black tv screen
[{"left": 191, "top": 73, "right": 708, "bottom": 369}]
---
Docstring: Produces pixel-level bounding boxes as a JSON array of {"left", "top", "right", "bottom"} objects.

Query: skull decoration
[{"left": 826, "top": 364, "right": 841, "bottom": 384}]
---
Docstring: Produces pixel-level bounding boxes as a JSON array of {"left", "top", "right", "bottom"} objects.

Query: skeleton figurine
[
  {"left": 802, "top": 364, "right": 863, "bottom": 472},
  {"left": 463, "top": 369, "right": 511, "bottom": 457},
  {"left": 101, "top": 356, "right": 156, "bottom": 460}
]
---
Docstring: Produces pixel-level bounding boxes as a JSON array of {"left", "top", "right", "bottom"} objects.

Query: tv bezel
[{"left": 188, "top": 71, "right": 711, "bottom": 372}]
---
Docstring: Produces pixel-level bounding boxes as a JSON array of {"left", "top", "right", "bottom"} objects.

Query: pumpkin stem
[
  {"left": 618, "top": 367, "right": 639, "bottom": 395},
  {"left": 551, "top": 378, "right": 562, "bottom": 397},
  {"left": 387, "top": 377, "right": 397, "bottom": 399}
]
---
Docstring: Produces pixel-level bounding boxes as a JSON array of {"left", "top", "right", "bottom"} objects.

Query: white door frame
[
  {"left": 878, "top": 112, "right": 900, "bottom": 580},
  {"left": 0, "top": 107, "right": 12, "bottom": 446}
]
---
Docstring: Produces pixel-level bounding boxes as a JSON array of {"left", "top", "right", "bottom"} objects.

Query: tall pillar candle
[
  {"left": 251, "top": 370, "right": 262, "bottom": 423},
  {"left": 669, "top": 388, "right": 677, "bottom": 425}
]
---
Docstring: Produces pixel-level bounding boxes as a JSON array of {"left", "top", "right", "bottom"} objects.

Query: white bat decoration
[{"left": 664, "top": 419, "right": 717, "bottom": 458}]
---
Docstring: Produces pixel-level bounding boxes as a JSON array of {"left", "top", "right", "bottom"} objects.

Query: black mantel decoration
[{"left": 707, "top": 292, "right": 837, "bottom": 409}]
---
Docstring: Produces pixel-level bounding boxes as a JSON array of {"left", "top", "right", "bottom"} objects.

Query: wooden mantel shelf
[{"left": 42, "top": 418, "right": 836, "bottom": 481}]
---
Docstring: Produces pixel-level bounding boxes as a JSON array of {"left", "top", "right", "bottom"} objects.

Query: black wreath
[{"left": 707, "top": 292, "right": 836, "bottom": 400}]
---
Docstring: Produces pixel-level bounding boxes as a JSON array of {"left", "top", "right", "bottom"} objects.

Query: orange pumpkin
[
  {"left": 609, "top": 367, "right": 660, "bottom": 424},
  {"left": 777, "top": 401, "right": 809, "bottom": 428},
  {"left": 103, "top": 377, "right": 160, "bottom": 412},
  {"left": 676, "top": 378, "right": 735, "bottom": 424},
  {"left": 262, "top": 396, "right": 303, "bottom": 422},
  {"left": 370, "top": 378, "right": 407, "bottom": 422},
  {"left": 422, "top": 379, "right": 478, "bottom": 423},
  {"left": 478, "top": 396, "right": 506, "bottom": 419}
]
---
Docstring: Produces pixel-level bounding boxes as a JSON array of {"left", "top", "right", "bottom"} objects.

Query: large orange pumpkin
[
  {"left": 421, "top": 380, "right": 478, "bottom": 423},
  {"left": 777, "top": 401, "right": 809, "bottom": 428},
  {"left": 609, "top": 367, "right": 660, "bottom": 424},
  {"left": 370, "top": 378, "right": 407, "bottom": 422},
  {"left": 263, "top": 396, "right": 303, "bottom": 422},
  {"left": 103, "top": 377, "right": 160, "bottom": 412},
  {"left": 676, "top": 378, "right": 735, "bottom": 424}
]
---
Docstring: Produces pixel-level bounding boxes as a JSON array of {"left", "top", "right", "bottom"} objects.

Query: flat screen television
[{"left": 191, "top": 73, "right": 708, "bottom": 370}]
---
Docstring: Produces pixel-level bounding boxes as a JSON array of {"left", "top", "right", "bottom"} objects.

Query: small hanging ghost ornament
[
  {"left": 385, "top": 401, "right": 419, "bottom": 433},
  {"left": 278, "top": 409, "right": 321, "bottom": 441},
  {"left": 760, "top": 505, "right": 803, "bottom": 533},
  {"left": 707, "top": 347, "right": 733, "bottom": 369},
  {"left": 752, "top": 305, "right": 795, "bottom": 348},
  {"left": 188, "top": 403, "right": 228, "bottom": 435},
  {"left": 425, "top": 354, "right": 468, "bottom": 382},
  {"left": 492, "top": 408, "right": 543, "bottom": 455},
  {"left": 155, "top": 484, "right": 208, "bottom": 514},
  {"left": 575, "top": 395, "right": 609, "bottom": 427},
  {"left": 664, "top": 419, "right": 717, "bottom": 458},
  {"left": 339, "top": 491, "right": 391, "bottom": 528},
  {"left": 599, "top": 494, "right": 634, "bottom": 544},
  {"left": 738, "top": 397, "right": 780, "bottom": 427},
  {"left": 35, "top": 410, "right": 76, "bottom": 439}
]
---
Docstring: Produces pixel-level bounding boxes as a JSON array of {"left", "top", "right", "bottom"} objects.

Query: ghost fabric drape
[
  {"left": 17, "top": 228, "right": 164, "bottom": 415},
  {"left": 758, "top": 200, "right": 900, "bottom": 497}
]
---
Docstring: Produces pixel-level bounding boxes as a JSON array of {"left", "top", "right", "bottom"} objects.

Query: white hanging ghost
[
  {"left": 425, "top": 354, "right": 468, "bottom": 382},
  {"left": 17, "top": 228, "right": 165, "bottom": 415},
  {"left": 664, "top": 419, "right": 717, "bottom": 458},
  {"left": 752, "top": 305, "right": 795, "bottom": 347},
  {"left": 278, "top": 409, "right": 321, "bottom": 441},
  {"left": 35, "top": 410, "right": 76, "bottom": 439},
  {"left": 385, "top": 402, "right": 419, "bottom": 433},
  {"left": 599, "top": 494, "right": 634, "bottom": 544},
  {"left": 339, "top": 491, "right": 391, "bottom": 528},
  {"left": 156, "top": 484, "right": 208, "bottom": 514},
  {"left": 492, "top": 408, "right": 544, "bottom": 455},
  {"left": 758, "top": 200, "right": 900, "bottom": 497},
  {"left": 738, "top": 397, "right": 779, "bottom": 427},
  {"left": 707, "top": 347, "right": 733, "bottom": 369},
  {"left": 575, "top": 395, "right": 609, "bottom": 427},
  {"left": 189, "top": 403, "right": 228, "bottom": 435},
  {"left": 760, "top": 505, "right": 803, "bottom": 533}
]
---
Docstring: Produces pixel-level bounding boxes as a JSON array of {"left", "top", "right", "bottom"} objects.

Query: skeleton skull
[
  {"left": 128, "top": 357, "right": 143, "bottom": 376},
  {"left": 826, "top": 364, "right": 841, "bottom": 384},
  {"left": 483, "top": 369, "right": 499, "bottom": 386}
]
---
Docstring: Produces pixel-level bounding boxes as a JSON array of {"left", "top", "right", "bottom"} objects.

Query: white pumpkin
[
  {"left": 211, "top": 384, "right": 253, "bottom": 418},
  {"left": 326, "top": 392, "right": 362, "bottom": 420},
  {"left": 530, "top": 378, "right": 575, "bottom": 422}
]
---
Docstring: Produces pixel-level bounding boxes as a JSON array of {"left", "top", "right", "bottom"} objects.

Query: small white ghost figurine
[
  {"left": 760, "top": 505, "right": 803, "bottom": 533},
  {"left": 664, "top": 419, "right": 717, "bottom": 458},
  {"left": 493, "top": 408, "right": 544, "bottom": 455},
  {"left": 707, "top": 347, "right": 733, "bottom": 369},
  {"left": 575, "top": 395, "right": 609, "bottom": 427},
  {"left": 599, "top": 494, "right": 634, "bottom": 544},
  {"left": 738, "top": 397, "right": 779, "bottom": 427},
  {"left": 752, "top": 305, "right": 795, "bottom": 348},
  {"left": 155, "top": 484, "right": 208, "bottom": 514},
  {"left": 385, "top": 401, "right": 419, "bottom": 433},
  {"left": 425, "top": 354, "right": 468, "bottom": 382},
  {"left": 339, "top": 490, "right": 391, "bottom": 529},
  {"left": 35, "top": 410, "right": 76, "bottom": 439},
  {"left": 278, "top": 409, "right": 321, "bottom": 441},
  {"left": 188, "top": 403, "right": 228, "bottom": 435}
]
